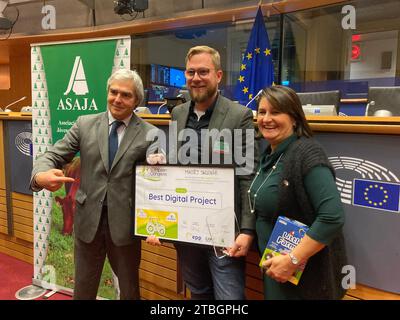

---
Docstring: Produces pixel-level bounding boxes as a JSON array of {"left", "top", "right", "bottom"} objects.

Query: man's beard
[{"left": 189, "top": 86, "right": 217, "bottom": 103}]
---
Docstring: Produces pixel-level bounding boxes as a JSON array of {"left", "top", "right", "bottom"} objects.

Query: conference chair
[{"left": 365, "top": 86, "right": 400, "bottom": 116}]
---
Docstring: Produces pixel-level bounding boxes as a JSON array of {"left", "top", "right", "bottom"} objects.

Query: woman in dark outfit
[{"left": 249, "top": 85, "right": 347, "bottom": 299}]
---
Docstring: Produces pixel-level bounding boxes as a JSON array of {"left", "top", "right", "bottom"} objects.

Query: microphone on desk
[
  {"left": 157, "top": 101, "right": 168, "bottom": 115},
  {"left": 364, "top": 100, "right": 375, "bottom": 116},
  {"left": 2, "top": 96, "right": 27, "bottom": 112},
  {"left": 245, "top": 89, "right": 264, "bottom": 109}
]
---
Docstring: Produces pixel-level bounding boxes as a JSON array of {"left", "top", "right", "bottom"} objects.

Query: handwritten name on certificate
[{"left": 135, "top": 165, "right": 235, "bottom": 247}]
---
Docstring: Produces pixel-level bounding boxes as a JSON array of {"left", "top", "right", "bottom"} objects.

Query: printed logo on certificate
[{"left": 135, "top": 165, "right": 236, "bottom": 247}]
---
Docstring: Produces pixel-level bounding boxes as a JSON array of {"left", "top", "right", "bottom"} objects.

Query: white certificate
[{"left": 135, "top": 165, "right": 235, "bottom": 247}]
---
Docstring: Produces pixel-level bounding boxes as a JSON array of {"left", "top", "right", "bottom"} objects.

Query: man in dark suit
[
  {"left": 31, "top": 69, "right": 157, "bottom": 300},
  {"left": 147, "top": 46, "right": 258, "bottom": 299}
]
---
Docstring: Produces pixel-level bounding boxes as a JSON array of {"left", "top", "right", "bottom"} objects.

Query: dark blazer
[
  {"left": 31, "top": 112, "right": 158, "bottom": 246},
  {"left": 171, "top": 94, "right": 259, "bottom": 231}
]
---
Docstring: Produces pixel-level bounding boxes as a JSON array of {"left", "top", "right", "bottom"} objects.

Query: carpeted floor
[{"left": 0, "top": 252, "right": 71, "bottom": 300}]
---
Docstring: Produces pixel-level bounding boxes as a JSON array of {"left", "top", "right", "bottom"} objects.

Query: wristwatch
[{"left": 288, "top": 252, "right": 299, "bottom": 265}]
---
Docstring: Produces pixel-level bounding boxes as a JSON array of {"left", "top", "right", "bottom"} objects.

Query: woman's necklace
[{"left": 248, "top": 153, "right": 284, "bottom": 214}]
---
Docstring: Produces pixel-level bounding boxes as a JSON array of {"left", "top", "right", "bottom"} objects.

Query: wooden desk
[
  {"left": 306, "top": 116, "right": 400, "bottom": 134},
  {"left": 0, "top": 113, "right": 33, "bottom": 264},
  {"left": 0, "top": 120, "right": 7, "bottom": 236}
]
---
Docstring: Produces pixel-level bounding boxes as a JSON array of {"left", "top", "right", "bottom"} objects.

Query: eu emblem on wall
[{"left": 352, "top": 179, "right": 400, "bottom": 213}]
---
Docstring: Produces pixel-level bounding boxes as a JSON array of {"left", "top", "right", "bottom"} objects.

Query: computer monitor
[
  {"left": 169, "top": 67, "right": 186, "bottom": 88},
  {"left": 150, "top": 64, "right": 170, "bottom": 86},
  {"left": 135, "top": 106, "right": 152, "bottom": 114},
  {"left": 297, "top": 90, "right": 340, "bottom": 114},
  {"left": 148, "top": 84, "right": 179, "bottom": 102},
  {"left": 302, "top": 104, "right": 338, "bottom": 116}
]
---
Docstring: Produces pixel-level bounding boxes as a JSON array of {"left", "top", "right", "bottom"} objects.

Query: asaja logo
[
  {"left": 64, "top": 56, "right": 88, "bottom": 96},
  {"left": 57, "top": 56, "right": 98, "bottom": 111}
]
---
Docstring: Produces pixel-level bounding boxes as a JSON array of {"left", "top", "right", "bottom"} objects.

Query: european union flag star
[{"left": 264, "top": 48, "right": 271, "bottom": 56}]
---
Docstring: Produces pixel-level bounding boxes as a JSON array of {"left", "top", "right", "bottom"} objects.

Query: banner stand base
[
  {"left": 15, "top": 285, "right": 47, "bottom": 300},
  {"left": 43, "top": 290, "right": 57, "bottom": 299}
]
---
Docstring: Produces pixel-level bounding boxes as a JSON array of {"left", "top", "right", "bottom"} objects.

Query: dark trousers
[{"left": 73, "top": 206, "right": 141, "bottom": 300}]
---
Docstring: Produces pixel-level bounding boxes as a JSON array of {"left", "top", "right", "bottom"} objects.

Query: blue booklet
[{"left": 259, "top": 216, "right": 309, "bottom": 285}]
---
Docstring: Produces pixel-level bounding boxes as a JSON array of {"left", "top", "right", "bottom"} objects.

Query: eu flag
[
  {"left": 353, "top": 179, "right": 400, "bottom": 212},
  {"left": 234, "top": 7, "right": 275, "bottom": 109}
]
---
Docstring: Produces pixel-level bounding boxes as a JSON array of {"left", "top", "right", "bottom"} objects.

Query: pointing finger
[{"left": 54, "top": 177, "right": 75, "bottom": 183}]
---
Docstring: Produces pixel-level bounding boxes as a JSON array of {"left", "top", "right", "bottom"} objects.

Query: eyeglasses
[
  {"left": 109, "top": 88, "right": 134, "bottom": 99},
  {"left": 184, "top": 68, "right": 213, "bottom": 79}
]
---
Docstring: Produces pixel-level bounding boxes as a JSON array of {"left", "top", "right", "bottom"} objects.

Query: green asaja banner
[
  {"left": 41, "top": 40, "right": 116, "bottom": 143},
  {"left": 31, "top": 37, "right": 131, "bottom": 299}
]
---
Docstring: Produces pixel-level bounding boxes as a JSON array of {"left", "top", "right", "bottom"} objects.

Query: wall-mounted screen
[{"left": 151, "top": 64, "right": 186, "bottom": 88}]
